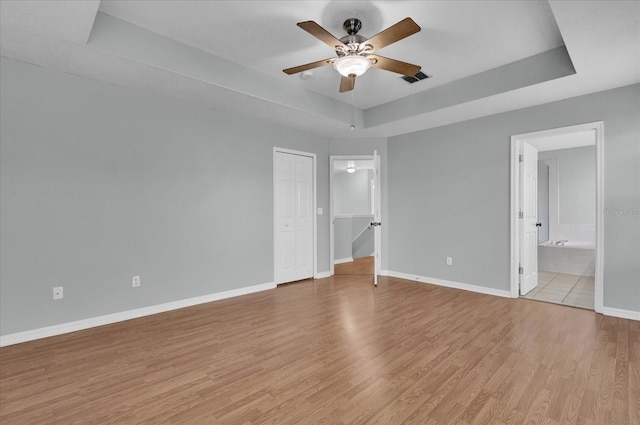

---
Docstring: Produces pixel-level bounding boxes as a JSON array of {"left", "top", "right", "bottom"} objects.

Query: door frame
[
  {"left": 509, "top": 121, "right": 604, "bottom": 312},
  {"left": 273, "top": 147, "right": 318, "bottom": 283},
  {"left": 329, "top": 155, "right": 377, "bottom": 276}
]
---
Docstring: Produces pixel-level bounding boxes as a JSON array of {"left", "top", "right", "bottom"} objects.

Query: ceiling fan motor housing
[
  {"left": 343, "top": 18, "right": 362, "bottom": 35},
  {"left": 339, "top": 18, "right": 367, "bottom": 46}
]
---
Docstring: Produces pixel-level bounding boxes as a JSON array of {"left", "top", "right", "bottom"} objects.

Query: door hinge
[
  {"left": 518, "top": 264, "right": 524, "bottom": 275},
  {"left": 518, "top": 210, "right": 523, "bottom": 219},
  {"left": 519, "top": 154, "right": 524, "bottom": 163}
]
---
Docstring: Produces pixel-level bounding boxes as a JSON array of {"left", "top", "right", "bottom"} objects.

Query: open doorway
[
  {"left": 330, "top": 156, "right": 375, "bottom": 277},
  {"left": 510, "top": 122, "right": 603, "bottom": 312}
]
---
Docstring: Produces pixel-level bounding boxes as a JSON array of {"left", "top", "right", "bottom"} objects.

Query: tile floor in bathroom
[{"left": 522, "top": 270, "right": 594, "bottom": 310}]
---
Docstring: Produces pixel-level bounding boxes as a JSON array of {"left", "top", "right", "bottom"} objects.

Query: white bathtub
[{"left": 538, "top": 240, "right": 595, "bottom": 276}]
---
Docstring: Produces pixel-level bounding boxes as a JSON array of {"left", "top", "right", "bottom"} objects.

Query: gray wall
[
  {"left": 0, "top": 57, "right": 330, "bottom": 335},
  {"left": 333, "top": 218, "right": 353, "bottom": 261},
  {"left": 3, "top": 55, "right": 637, "bottom": 338},
  {"left": 334, "top": 170, "right": 372, "bottom": 215},
  {"left": 539, "top": 146, "right": 596, "bottom": 225},
  {"left": 388, "top": 84, "right": 640, "bottom": 313}
]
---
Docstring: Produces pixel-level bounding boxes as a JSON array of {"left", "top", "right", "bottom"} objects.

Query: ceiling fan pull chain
[{"left": 350, "top": 90, "right": 356, "bottom": 130}]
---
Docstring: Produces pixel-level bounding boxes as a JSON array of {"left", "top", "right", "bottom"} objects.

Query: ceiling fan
[{"left": 283, "top": 17, "right": 422, "bottom": 93}]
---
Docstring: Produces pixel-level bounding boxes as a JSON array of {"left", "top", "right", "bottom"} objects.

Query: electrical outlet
[
  {"left": 446, "top": 257, "right": 453, "bottom": 266},
  {"left": 132, "top": 276, "right": 141, "bottom": 287},
  {"left": 53, "top": 286, "right": 63, "bottom": 300}
]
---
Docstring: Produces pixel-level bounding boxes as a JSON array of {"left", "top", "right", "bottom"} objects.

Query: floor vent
[{"left": 401, "top": 71, "right": 430, "bottom": 84}]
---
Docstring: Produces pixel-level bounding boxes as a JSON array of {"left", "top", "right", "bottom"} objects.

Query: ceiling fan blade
[
  {"left": 297, "top": 21, "right": 347, "bottom": 50},
  {"left": 283, "top": 58, "right": 334, "bottom": 75},
  {"left": 366, "top": 17, "right": 420, "bottom": 51},
  {"left": 369, "top": 55, "right": 421, "bottom": 76},
  {"left": 339, "top": 76, "right": 355, "bottom": 93}
]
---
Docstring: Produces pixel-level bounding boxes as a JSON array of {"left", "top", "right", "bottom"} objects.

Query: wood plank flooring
[
  {"left": 1, "top": 274, "right": 638, "bottom": 424},
  {"left": 335, "top": 256, "right": 374, "bottom": 276}
]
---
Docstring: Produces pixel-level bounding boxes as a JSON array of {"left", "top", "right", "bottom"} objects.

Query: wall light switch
[
  {"left": 317, "top": 208, "right": 323, "bottom": 215},
  {"left": 53, "top": 286, "right": 63, "bottom": 300}
]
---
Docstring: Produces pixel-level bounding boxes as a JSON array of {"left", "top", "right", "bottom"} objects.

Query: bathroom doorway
[
  {"left": 510, "top": 122, "right": 603, "bottom": 312},
  {"left": 526, "top": 134, "right": 596, "bottom": 309}
]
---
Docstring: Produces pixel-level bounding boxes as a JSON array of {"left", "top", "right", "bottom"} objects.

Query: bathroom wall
[
  {"left": 538, "top": 161, "right": 550, "bottom": 243},
  {"left": 539, "top": 145, "right": 596, "bottom": 244}
]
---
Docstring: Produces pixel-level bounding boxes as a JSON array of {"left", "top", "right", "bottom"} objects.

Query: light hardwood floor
[
  {"left": 1, "top": 274, "right": 638, "bottom": 424},
  {"left": 335, "top": 256, "right": 374, "bottom": 276}
]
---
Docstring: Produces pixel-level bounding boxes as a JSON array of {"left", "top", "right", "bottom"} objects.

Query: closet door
[{"left": 275, "top": 151, "right": 313, "bottom": 284}]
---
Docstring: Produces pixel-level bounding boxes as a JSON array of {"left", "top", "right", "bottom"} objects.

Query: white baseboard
[
  {"left": 383, "top": 270, "right": 513, "bottom": 298},
  {"left": 601, "top": 306, "right": 640, "bottom": 321},
  {"left": 0, "top": 282, "right": 276, "bottom": 347},
  {"left": 383, "top": 271, "right": 639, "bottom": 320},
  {"left": 334, "top": 257, "right": 353, "bottom": 264},
  {"left": 5, "top": 275, "right": 633, "bottom": 348}
]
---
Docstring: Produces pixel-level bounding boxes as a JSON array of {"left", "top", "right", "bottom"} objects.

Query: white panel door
[
  {"left": 275, "top": 151, "right": 313, "bottom": 284},
  {"left": 520, "top": 142, "right": 539, "bottom": 295},
  {"left": 276, "top": 152, "right": 295, "bottom": 283},
  {"left": 294, "top": 155, "right": 313, "bottom": 279},
  {"left": 373, "top": 150, "right": 381, "bottom": 286}
]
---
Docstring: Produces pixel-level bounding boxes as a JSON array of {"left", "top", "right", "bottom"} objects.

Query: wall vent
[{"left": 401, "top": 71, "right": 430, "bottom": 84}]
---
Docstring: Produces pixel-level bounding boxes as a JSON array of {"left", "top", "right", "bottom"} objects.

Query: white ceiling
[
  {"left": 1, "top": 1, "right": 639, "bottom": 138},
  {"left": 97, "top": 0, "right": 565, "bottom": 109}
]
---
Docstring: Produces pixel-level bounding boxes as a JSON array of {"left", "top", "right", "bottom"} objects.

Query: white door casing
[
  {"left": 520, "top": 142, "right": 539, "bottom": 295},
  {"left": 274, "top": 150, "right": 314, "bottom": 284},
  {"left": 328, "top": 154, "right": 377, "bottom": 277},
  {"left": 510, "top": 122, "right": 603, "bottom": 313}
]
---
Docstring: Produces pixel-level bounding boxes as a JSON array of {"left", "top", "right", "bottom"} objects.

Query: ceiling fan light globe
[{"left": 333, "top": 55, "right": 371, "bottom": 77}]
